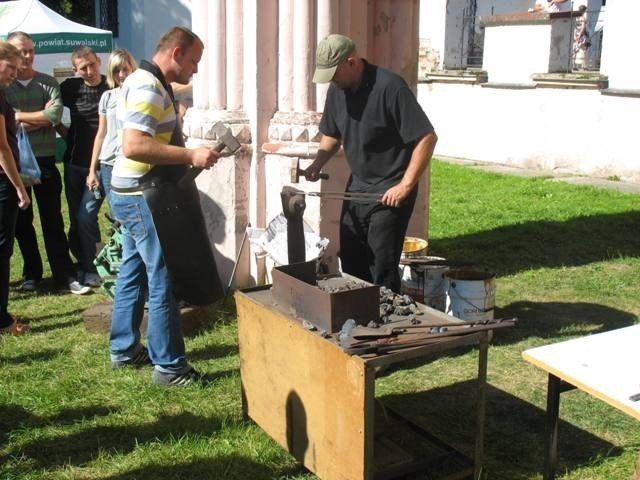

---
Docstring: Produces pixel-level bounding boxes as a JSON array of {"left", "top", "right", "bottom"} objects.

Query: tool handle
[
  {"left": 301, "top": 168, "right": 329, "bottom": 181},
  {"left": 178, "top": 141, "right": 225, "bottom": 188}
]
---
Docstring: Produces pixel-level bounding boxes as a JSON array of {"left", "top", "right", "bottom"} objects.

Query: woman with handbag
[{"left": 0, "top": 41, "right": 31, "bottom": 335}]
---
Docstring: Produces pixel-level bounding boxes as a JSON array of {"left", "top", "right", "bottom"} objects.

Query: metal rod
[
  {"left": 226, "top": 223, "right": 250, "bottom": 295},
  {"left": 305, "top": 191, "right": 383, "bottom": 203},
  {"left": 307, "top": 191, "right": 382, "bottom": 198}
]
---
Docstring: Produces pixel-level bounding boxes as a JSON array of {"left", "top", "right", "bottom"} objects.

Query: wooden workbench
[
  {"left": 523, "top": 324, "right": 640, "bottom": 480},
  {"left": 236, "top": 286, "right": 492, "bottom": 480}
]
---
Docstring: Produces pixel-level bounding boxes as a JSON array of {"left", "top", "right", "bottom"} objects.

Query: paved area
[{"left": 438, "top": 156, "right": 640, "bottom": 195}]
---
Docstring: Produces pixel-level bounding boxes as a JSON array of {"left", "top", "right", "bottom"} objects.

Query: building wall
[
  {"left": 418, "top": 82, "right": 640, "bottom": 182},
  {"left": 599, "top": 1, "right": 636, "bottom": 90},
  {"left": 103, "top": 0, "right": 192, "bottom": 62}
]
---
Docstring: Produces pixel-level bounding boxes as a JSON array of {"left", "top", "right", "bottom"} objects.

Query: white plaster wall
[
  {"left": 483, "top": 24, "right": 551, "bottom": 83},
  {"left": 111, "top": 0, "right": 191, "bottom": 62},
  {"left": 419, "top": 0, "right": 446, "bottom": 70},
  {"left": 418, "top": 82, "right": 640, "bottom": 181},
  {"left": 600, "top": 1, "right": 637, "bottom": 90},
  {"left": 194, "top": 153, "right": 251, "bottom": 289},
  {"left": 476, "top": 0, "right": 531, "bottom": 16}
]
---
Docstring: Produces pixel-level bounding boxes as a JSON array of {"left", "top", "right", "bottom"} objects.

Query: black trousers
[
  {"left": 339, "top": 188, "right": 417, "bottom": 293},
  {"left": 15, "top": 157, "right": 74, "bottom": 287},
  {"left": 0, "top": 175, "right": 18, "bottom": 327}
]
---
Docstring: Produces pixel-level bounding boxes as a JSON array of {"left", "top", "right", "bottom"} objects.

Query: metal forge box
[{"left": 271, "top": 260, "right": 380, "bottom": 333}]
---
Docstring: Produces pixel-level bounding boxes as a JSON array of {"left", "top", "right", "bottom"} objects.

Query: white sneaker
[
  {"left": 20, "top": 279, "right": 38, "bottom": 291},
  {"left": 68, "top": 279, "right": 91, "bottom": 295},
  {"left": 83, "top": 272, "right": 102, "bottom": 287}
]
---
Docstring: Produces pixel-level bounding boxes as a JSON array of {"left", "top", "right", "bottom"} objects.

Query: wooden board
[
  {"left": 523, "top": 325, "right": 640, "bottom": 420},
  {"left": 236, "top": 289, "right": 375, "bottom": 480}
]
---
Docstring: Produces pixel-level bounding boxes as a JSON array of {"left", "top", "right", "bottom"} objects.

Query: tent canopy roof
[
  {"left": 0, "top": 0, "right": 112, "bottom": 53},
  {"left": 0, "top": 0, "right": 110, "bottom": 35}
]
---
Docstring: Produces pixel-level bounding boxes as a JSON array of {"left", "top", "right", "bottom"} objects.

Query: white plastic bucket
[
  {"left": 445, "top": 269, "right": 496, "bottom": 322},
  {"left": 423, "top": 261, "right": 449, "bottom": 312},
  {"left": 400, "top": 264, "right": 425, "bottom": 303}
]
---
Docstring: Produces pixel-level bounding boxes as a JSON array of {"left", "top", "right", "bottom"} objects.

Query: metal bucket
[
  {"left": 423, "top": 259, "right": 449, "bottom": 312},
  {"left": 445, "top": 269, "right": 496, "bottom": 322},
  {"left": 401, "top": 236, "right": 428, "bottom": 259},
  {"left": 400, "top": 255, "right": 448, "bottom": 308},
  {"left": 400, "top": 263, "right": 426, "bottom": 303}
]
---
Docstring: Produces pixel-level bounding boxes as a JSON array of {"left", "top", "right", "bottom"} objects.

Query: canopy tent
[{"left": 0, "top": 0, "right": 112, "bottom": 81}]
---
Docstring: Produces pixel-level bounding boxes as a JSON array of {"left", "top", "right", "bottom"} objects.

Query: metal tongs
[{"left": 305, "top": 191, "right": 383, "bottom": 204}]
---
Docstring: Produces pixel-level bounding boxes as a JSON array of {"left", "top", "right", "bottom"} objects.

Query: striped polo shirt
[
  {"left": 111, "top": 67, "right": 176, "bottom": 190},
  {"left": 4, "top": 71, "right": 62, "bottom": 158}
]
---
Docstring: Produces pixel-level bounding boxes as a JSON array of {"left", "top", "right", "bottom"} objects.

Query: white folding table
[{"left": 523, "top": 324, "right": 640, "bottom": 480}]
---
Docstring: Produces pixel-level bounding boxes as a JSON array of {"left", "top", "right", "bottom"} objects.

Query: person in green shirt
[{"left": 6, "top": 31, "right": 89, "bottom": 295}]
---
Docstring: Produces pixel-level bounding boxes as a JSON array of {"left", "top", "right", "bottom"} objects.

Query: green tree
[{"left": 40, "top": 0, "right": 95, "bottom": 28}]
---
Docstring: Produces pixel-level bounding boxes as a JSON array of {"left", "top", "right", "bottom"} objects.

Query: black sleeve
[
  {"left": 391, "top": 85, "right": 434, "bottom": 144},
  {"left": 318, "top": 86, "right": 341, "bottom": 139}
]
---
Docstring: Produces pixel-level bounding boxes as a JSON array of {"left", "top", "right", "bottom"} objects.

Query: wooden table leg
[
  {"left": 474, "top": 332, "right": 488, "bottom": 480},
  {"left": 544, "top": 374, "right": 562, "bottom": 480}
]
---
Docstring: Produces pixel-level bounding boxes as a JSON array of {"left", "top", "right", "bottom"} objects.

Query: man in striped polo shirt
[
  {"left": 6, "top": 31, "right": 89, "bottom": 295},
  {"left": 109, "top": 27, "right": 220, "bottom": 386}
]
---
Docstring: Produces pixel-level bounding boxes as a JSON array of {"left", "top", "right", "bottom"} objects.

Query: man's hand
[
  {"left": 190, "top": 146, "right": 221, "bottom": 169},
  {"left": 381, "top": 182, "right": 413, "bottom": 208},
  {"left": 304, "top": 159, "right": 325, "bottom": 182}
]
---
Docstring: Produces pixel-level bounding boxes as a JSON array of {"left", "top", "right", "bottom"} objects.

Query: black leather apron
[{"left": 136, "top": 61, "right": 224, "bottom": 305}]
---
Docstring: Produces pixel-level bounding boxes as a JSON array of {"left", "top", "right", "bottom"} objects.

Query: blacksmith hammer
[
  {"left": 290, "top": 158, "right": 329, "bottom": 183},
  {"left": 179, "top": 121, "right": 241, "bottom": 187}
]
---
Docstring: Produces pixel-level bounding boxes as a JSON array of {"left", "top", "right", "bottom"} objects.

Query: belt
[{"left": 111, "top": 184, "right": 143, "bottom": 194}]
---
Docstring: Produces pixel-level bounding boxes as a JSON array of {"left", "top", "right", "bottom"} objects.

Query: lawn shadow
[
  {"left": 380, "top": 380, "right": 622, "bottom": 480},
  {"left": 28, "top": 317, "right": 84, "bottom": 333},
  {"left": 103, "top": 453, "right": 292, "bottom": 480},
  {"left": 0, "top": 404, "right": 116, "bottom": 449},
  {"left": 4, "top": 411, "right": 223, "bottom": 470},
  {"left": 430, "top": 211, "right": 640, "bottom": 275},
  {"left": 188, "top": 342, "right": 238, "bottom": 362},
  {"left": 0, "top": 347, "right": 64, "bottom": 364},
  {"left": 492, "top": 301, "right": 637, "bottom": 346},
  {"left": 200, "top": 368, "right": 239, "bottom": 385}
]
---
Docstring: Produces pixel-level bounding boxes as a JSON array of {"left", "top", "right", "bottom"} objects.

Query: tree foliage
[{"left": 40, "top": 0, "right": 95, "bottom": 27}]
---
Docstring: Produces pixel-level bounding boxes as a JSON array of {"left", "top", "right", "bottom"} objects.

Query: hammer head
[
  {"left": 212, "top": 121, "right": 241, "bottom": 153},
  {"left": 290, "top": 158, "right": 302, "bottom": 183}
]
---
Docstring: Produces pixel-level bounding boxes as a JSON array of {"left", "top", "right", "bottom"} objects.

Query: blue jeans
[
  {"left": 109, "top": 191, "right": 190, "bottom": 374},
  {"left": 77, "top": 163, "right": 113, "bottom": 275},
  {"left": 65, "top": 163, "right": 102, "bottom": 273}
]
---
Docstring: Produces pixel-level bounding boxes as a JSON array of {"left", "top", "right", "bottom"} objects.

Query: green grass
[{"left": 2, "top": 159, "right": 640, "bottom": 479}]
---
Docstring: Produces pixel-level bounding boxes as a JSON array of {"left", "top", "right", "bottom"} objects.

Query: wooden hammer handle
[
  {"left": 178, "top": 141, "right": 226, "bottom": 188},
  {"left": 301, "top": 169, "right": 329, "bottom": 180}
]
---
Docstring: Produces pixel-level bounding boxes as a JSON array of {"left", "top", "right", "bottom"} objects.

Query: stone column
[
  {"left": 369, "top": 0, "right": 429, "bottom": 239},
  {"left": 185, "top": 0, "right": 258, "bottom": 290},
  {"left": 189, "top": 0, "right": 427, "bottom": 288},
  {"left": 208, "top": 0, "right": 226, "bottom": 110},
  {"left": 226, "top": 0, "right": 243, "bottom": 110},
  {"left": 293, "top": 0, "right": 315, "bottom": 111},
  {"left": 278, "top": 0, "right": 294, "bottom": 111},
  {"left": 316, "top": 0, "right": 338, "bottom": 109}
]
